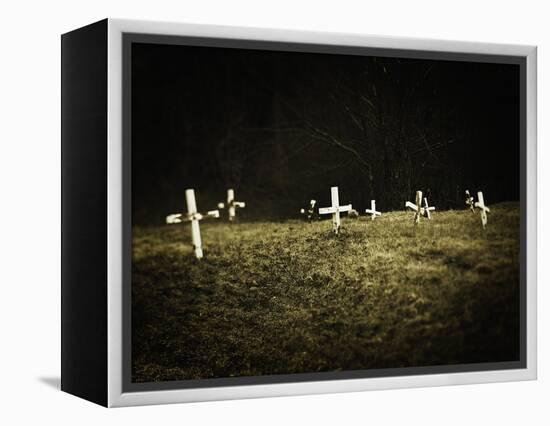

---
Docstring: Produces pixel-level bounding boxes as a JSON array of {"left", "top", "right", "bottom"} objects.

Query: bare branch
[{"left": 305, "top": 125, "right": 372, "bottom": 172}]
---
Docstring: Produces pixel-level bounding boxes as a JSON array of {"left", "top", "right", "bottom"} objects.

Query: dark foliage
[{"left": 132, "top": 43, "right": 519, "bottom": 224}]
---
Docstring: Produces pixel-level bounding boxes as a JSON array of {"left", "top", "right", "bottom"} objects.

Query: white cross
[
  {"left": 422, "top": 197, "right": 436, "bottom": 219},
  {"left": 365, "top": 199, "right": 381, "bottom": 220},
  {"left": 318, "top": 186, "right": 352, "bottom": 234},
  {"left": 405, "top": 190, "right": 423, "bottom": 224},
  {"left": 465, "top": 190, "right": 475, "bottom": 213},
  {"left": 226, "top": 188, "right": 245, "bottom": 222},
  {"left": 165, "top": 189, "right": 219, "bottom": 259},
  {"left": 406, "top": 191, "right": 436, "bottom": 224},
  {"left": 474, "top": 191, "right": 491, "bottom": 229}
]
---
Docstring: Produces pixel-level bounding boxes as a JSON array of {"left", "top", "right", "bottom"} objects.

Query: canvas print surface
[{"left": 130, "top": 41, "right": 521, "bottom": 385}]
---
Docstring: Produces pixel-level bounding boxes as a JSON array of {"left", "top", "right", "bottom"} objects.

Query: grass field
[{"left": 131, "top": 203, "right": 520, "bottom": 383}]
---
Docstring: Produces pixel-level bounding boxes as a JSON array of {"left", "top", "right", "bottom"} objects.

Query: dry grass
[{"left": 132, "top": 203, "right": 520, "bottom": 382}]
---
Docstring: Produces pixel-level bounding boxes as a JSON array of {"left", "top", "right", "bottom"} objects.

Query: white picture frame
[{"left": 62, "top": 18, "right": 537, "bottom": 407}]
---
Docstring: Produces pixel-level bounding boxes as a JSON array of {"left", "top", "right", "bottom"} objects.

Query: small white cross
[
  {"left": 422, "top": 197, "right": 436, "bottom": 219},
  {"left": 364, "top": 199, "right": 381, "bottom": 221},
  {"left": 465, "top": 190, "right": 475, "bottom": 213},
  {"left": 474, "top": 191, "right": 491, "bottom": 229},
  {"left": 405, "top": 190, "right": 423, "bottom": 224},
  {"left": 318, "top": 186, "right": 352, "bottom": 234},
  {"left": 226, "top": 188, "right": 246, "bottom": 222},
  {"left": 165, "top": 189, "right": 220, "bottom": 259},
  {"left": 406, "top": 191, "right": 436, "bottom": 224}
]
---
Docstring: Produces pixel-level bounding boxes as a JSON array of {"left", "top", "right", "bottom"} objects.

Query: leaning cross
[
  {"left": 422, "top": 197, "right": 436, "bottom": 219},
  {"left": 405, "top": 190, "right": 424, "bottom": 225},
  {"left": 318, "top": 186, "right": 352, "bottom": 234},
  {"left": 165, "top": 189, "right": 219, "bottom": 259},
  {"left": 226, "top": 188, "right": 245, "bottom": 222},
  {"left": 474, "top": 191, "right": 491, "bottom": 229},
  {"left": 365, "top": 199, "right": 381, "bottom": 221}
]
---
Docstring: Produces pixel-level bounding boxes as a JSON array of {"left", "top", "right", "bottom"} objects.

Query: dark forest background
[{"left": 131, "top": 42, "right": 520, "bottom": 225}]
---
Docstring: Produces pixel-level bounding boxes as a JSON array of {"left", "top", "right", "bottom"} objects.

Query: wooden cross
[
  {"left": 422, "top": 197, "right": 435, "bottom": 219},
  {"left": 465, "top": 190, "right": 475, "bottom": 213},
  {"left": 406, "top": 191, "right": 436, "bottom": 224},
  {"left": 165, "top": 189, "right": 219, "bottom": 259},
  {"left": 364, "top": 199, "right": 381, "bottom": 220},
  {"left": 318, "top": 186, "right": 352, "bottom": 234},
  {"left": 474, "top": 191, "right": 491, "bottom": 229},
  {"left": 226, "top": 188, "right": 245, "bottom": 222},
  {"left": 405, "top": 190, "right": 423, "bottom": 224}
]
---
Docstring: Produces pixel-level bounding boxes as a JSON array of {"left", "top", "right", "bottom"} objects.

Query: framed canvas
[{"left": 61, "top": 18, "right": 537, "bottom": 407}]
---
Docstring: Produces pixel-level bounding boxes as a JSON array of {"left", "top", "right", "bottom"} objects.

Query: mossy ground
[{"left": 132, "top": 203, "right": 520, "bottom": 383}]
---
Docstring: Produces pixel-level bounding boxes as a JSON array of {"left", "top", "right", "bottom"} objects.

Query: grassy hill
[{"left": 131, "top": 203, "right": 520, "bottom": 383}]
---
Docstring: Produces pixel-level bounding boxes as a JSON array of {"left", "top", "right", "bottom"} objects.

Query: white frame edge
[{"left": 107, "top": 18, "right": 537, "bottom": 407}]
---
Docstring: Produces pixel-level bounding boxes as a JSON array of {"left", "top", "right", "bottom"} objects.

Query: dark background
[{"left": 131, "top": 42, "right": 519, "bottom": 224}]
